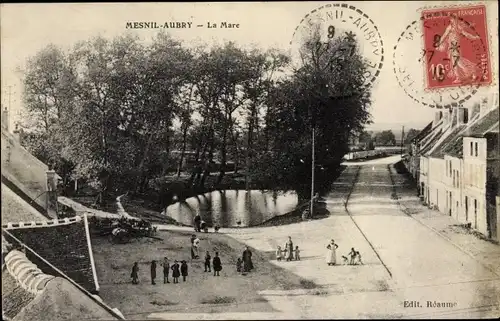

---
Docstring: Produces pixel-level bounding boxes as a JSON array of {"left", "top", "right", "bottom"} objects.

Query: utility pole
[
  {"left": 401, "top": 126, "right": 405, "bottom": 156},
  {"left": 310, "top": 126, "right": 315, "bottom": 218}
]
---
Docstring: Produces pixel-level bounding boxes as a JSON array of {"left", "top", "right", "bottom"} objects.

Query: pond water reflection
[{"left": 163, "top": 190, "right": 298, "bottom": 227}]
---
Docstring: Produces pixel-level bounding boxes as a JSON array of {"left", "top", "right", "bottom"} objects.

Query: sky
[{"left": 1, "top": 1, "right": 498, "bottom": 131}]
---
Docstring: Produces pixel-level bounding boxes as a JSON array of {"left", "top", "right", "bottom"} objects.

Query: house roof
[
  {"left": 488, "top": 122, "right": 499, "bottom": 133},
  {"left": 442, "top": 136, "right": 464, "bottom": 158},
  {"left": 3, "top": 217, "right": 98, "bottom": 294},
  {"left": 420, "top": 128, "right": 445, "bottom": 156},
  {"left": 465, "top": 107, "right": 499, "bottom": 138},
  {"left": 2, "top": 266, "right": 37, "bottom": 320},
  {"left": 1, "top": 248, "right": 119, "bottom": 321},
  {"left": 412, "top": 121, "right": 433, "bottom": 142},
  {"left": 1, "top": 183, "right": 49, "bottom": 225},
  {"left": 429, "top": 124, "right": 467, "bottom": 158}
]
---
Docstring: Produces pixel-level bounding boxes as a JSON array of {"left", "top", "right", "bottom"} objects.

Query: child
[
  {"left": 236, "top": 258, "right": 242, "bottom": 273},
  {"left": 356, "top": 251, "right": 363, "bottom": 265},
  {"left": 204, "top": 251, "right": 211, "bottom": 272},
  {"left": 348, "top": 248, "right": 357, "bottom": 265},
  {"left": 276, "top": 246, "right": 283, "bottom": 261},
  {"left": 171, "top": 260, "right": 180, "bottom": 283},
  {"left": 162, "top": 257, "right": 170, "bottom": 284},
  {"left": 213, "top": 252, "right": 222, "bottom": 276},
  {"left": 181, "top": 260, "right": 188, "bottom": 282},
  {"left": 294, "top": 246, "right": 301, "bottom": 261}
]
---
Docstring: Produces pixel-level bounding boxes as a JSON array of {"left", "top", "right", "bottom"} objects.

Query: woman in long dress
[
  {"left": 285, "top": 236, "right": 294, "bottom": 261},
  {"left": 326, "top": 239, "right": 339, "bottom": 266}
]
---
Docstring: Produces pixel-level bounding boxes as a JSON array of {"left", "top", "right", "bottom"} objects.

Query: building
[
  {"left": 1, "top": 181, "right": 124, "bottom": 320},
  {"left": 411, "top": 94, "right": 499, "bottom": 240}
]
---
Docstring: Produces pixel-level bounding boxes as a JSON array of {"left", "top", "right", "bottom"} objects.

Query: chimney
[
  {"left": 470, "top": 103, "right": 481, "bottom": 119},
  {"left": 1, "top": 107, "right": 8, "bottom": 131},
  {"left": 457, "top": 107, "right": 469, "bottom": 125},
  {"left": 433, "top": 111, "right": 443, "bottom": 128},
  {"left": 443, "top": 108, "right": 452, "bottom": 127},
  {"left": 480, "top": 97, "right": 489, "bottom": 117},
  {"left": 451, "top": 107, "right": 458, "bottom": 127}
]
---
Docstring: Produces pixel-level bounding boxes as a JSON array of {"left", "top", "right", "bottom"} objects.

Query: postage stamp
[
  {"left": 2, "top": 2, "right": 500, "bottom": 321},
  {"left": 290, "top": 3, "right": 384, "bottom": 87},
  {"left": 420, "top": 4, "right": 491, "bottom": 90},
  {"left": 392, "top": 4, "right": 491, "bottom": 109}
]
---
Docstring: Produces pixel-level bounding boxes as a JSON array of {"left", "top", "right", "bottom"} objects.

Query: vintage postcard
[{"left": 1, "top": 1, "right": 499, "bottom": 320}]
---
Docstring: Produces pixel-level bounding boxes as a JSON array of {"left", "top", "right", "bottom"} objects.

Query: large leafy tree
[{"left": 250, "top": 26, "right": 373, "bottom": 202}]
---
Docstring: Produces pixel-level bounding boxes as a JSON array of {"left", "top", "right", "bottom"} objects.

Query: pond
[{"left": 163, "top": 190, "right": 298, "bottom": 227}]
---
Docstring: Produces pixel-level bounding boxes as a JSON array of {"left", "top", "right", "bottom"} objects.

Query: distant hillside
[{"left": 366, "top": 122, "right": 429, "bottom": 140}]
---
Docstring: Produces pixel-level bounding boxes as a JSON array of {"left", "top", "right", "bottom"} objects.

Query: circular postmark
[
  {"left": 393, "top": 6, "right": 490, "bottom": 109},
  {"left": 290, "top": 3, "right": 384, "bottom": 87}
]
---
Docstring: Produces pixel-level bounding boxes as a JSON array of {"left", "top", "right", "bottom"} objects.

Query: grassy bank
[{"left": 91, "top": 229, "right": 318, "bottom": 318}]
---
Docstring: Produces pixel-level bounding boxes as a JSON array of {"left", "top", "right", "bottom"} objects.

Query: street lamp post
[{"left": 310, "top": 126, "right": 315, "bottom": 218}]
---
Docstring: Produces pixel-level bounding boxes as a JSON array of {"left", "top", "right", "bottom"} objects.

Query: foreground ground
[
  {"left": 92, "top": 230, "right": 318, "bottom": 319},
  {"left": 91, "top": 155, "right": 500, "bottom": 319}
]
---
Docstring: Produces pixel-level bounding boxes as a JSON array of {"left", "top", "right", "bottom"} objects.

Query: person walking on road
[
  {"left": 131, "top": 262, "right": 139, "bottom": 284},
  {"left": 162, "top": 257, "right": 170, "bottom": 283},
  {"left": 181, "top": 260, "right": 189, "bottom": 282},
  {"left": 193, "top": 236, "right": 201, "bottom": 258},
  {"left": 242, "top": 246, "right": 253, "bottom": 272},
  {"left": 150, "top": 260, "right": 157, "bottom": 285},
  {"left": 204, "top": 251, "right": 211, "bottom": 272},
  {"left": 285, "top": 236, "right": 294, "bottom": 261},
  {"left": 213, "top": 252, "right": 222, "bottom": 276},
  {"left": 194, "top": 214, "right": 201, "bottom": 232},
  {"left": 326, "top": 239, "right": 339, "bottom": 266},
  {"left": 171, "top": 260, "right": 180, "bottom": 283}
]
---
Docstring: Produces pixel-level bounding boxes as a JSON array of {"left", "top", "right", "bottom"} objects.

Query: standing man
[
  {"left": 131, "top": 262, "right": 139, "bottom": 284},
  {"left": 194, "top": 214, "right": 201, "bottom": 232},
  {"left": 242, "top": 246, "right": 253, "bottom": 273},
  {"left": 190, "top": 234, "right": 197, "bottom": 259},
  {"left": 193, "top": 236, "right": 201, "bottom": 258},
  {"left": 150, "top": 260, "right": 157, "bottom": 285},
  {"left": 162, "top": 257, "right": 170, "bottom": 284},
  {"left": 213, "top": 252, "right": 222, "bottom": 276}
]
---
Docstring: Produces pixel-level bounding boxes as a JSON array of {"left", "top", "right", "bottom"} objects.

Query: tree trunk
[
  {"left": 232, "top": 131, "right": 240, "bottom": 174},
  {"left": 135, "top": 130, "right": 156, "bottom": 192},
  {"left": 245, "top": 105, "right": 257, "bottom": 190},
  {"left": 177, "top": 124, "right": 189, "bottom": 177},
  {"left": 199, "top": 136, "right": 214, "bottom": 189},
  {"left": 216, "top": 118, "right": 229, "bottom": 186}
]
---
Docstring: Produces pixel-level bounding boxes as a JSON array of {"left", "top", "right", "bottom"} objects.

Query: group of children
[
  {"left": 341, "top": 247, "right": 363, "bottom": 265},
  {"left": 203, "top": 251, "right": 223, "bottom": 276},
  {"left": 275, "top": 245, "right": 301, "bottom": 261},
  {"left": 130, "top": 257, "right": 190, "bottom": 285}
]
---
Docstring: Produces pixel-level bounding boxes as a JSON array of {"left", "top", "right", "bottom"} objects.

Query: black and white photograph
[{"left": 1, "top": 1, "right": 499, "bottom": 319}]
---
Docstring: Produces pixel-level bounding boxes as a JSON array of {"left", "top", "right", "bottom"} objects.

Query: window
[
  {"left": 453, "top": 170, "right": 456, "bottom": 187},
  {"left": 470, "top": 141, "right": 473, "bottom": 156},
  {"left": 465, "top": 196, "right": 469, "bottom": 221},
  {"left": 475, "top": 142, "right": 478, "bottom": 156},
  {"left": 474, "top": 199, "right": 477, "bottom": 214},
  {"left": 449, "top": 161, "right": 452, "bottom": 177},
  {"left": 457, "top": 172, "right": 459, "bottom": 188}
]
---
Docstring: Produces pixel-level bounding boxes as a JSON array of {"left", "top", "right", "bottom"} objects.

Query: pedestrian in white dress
[{"left": 326, "top": 239, "right": 339, "bottom": 266}]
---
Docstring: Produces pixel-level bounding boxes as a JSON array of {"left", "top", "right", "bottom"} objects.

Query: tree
[
  {"left": 404, "top": 128, "right": 420, "bottom": 144},
  {"left": 374, "top": 130, "right": 396, "bottom": 146},
  {"left": 250, "top": 25, "right": 373, "bottom": 203},
  {"left": 241, "top": 48, "right": 289, "bottom": 189}
]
